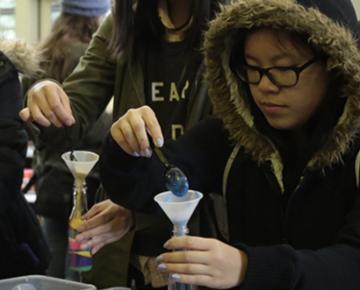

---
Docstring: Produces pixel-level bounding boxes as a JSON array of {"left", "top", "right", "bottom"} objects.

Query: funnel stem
[
  {"left": 173, "top": 224, "right": 189, "bottom": 237},
  {"left": 75, "top": 177, "right": 85, "bottom": 194}
]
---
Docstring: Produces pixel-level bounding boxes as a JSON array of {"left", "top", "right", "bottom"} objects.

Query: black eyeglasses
[{"left": 235, "top": 57, "right": 321, "bottom": 88}]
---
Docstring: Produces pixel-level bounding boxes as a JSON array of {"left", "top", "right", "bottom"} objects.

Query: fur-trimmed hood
[
  {"left": 0, "top": 39, "right": 41, "bottom": 77},
  {"left": 204, "top": 0, "right": 360, "bottom": 189}
]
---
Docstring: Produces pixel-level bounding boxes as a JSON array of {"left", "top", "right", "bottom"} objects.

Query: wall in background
[
  {"left": 354, "top": 0, "right": 360, "bottom": 18},
  {"left": 0, "top": 0, "right": 60, "bottom": 42},
  {"left": 16, "top": 0, "right": 39, "bottom": 42},
  {"left": 0, "top": 0, "right": 16, "bottom": 39},
  {"left": 1, "top": 0, "right": 360, "bottom": 43}
]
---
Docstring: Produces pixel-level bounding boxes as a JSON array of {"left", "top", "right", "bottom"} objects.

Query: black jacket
[
  {"left": 101, "top": 0, "right": 360, "bottom": 289},
  {"left": 102, "top": 116, "right": 360, "bottom": 290},
  {"left": 0, "top": 42, "right": 50, "bottom": 278}
]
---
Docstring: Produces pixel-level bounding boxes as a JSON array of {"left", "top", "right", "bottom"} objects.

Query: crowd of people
[{"left": 1, "top": 0, "right": 360, "bottom": 290}]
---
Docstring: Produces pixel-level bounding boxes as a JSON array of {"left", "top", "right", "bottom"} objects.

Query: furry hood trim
[
  {"left": 204, "top": 0, "right": 360, "bottom": 176},
  {"left": 0, "top": 39, "right": 42, "bottom": 77}
]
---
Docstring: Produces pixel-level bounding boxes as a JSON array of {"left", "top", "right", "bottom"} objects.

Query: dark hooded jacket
[
  {"left": 101, "top": 0, "right": 360, "bottom": 289},
  {"left": 0, "top": 40, "right": 50, "bottom": 278}
]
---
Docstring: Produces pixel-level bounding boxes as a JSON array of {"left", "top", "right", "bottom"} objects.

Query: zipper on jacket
[
  {"left": 282, "top": 174, "right": 306, "bottom": 243},
  {"left": 266, "top": 159, "right": 308, "bottom": 243},
  {"left": 263, "top": 164, "right": 288, "bottom": 242}
]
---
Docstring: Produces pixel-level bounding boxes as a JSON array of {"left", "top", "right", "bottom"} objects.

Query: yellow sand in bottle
[
  {"left": 69, "top": 217, "right": 83, "bottom": 230},
  {"left": 77, "top": 251, "right": 92, "bottom": 257}
]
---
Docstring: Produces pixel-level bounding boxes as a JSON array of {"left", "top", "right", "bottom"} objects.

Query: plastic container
[
  {"left": 100, "top": 288, "right": 130, "bottom": 290},
  {"left": 0, "top": 275, "right": 96, "bottom": 290}
]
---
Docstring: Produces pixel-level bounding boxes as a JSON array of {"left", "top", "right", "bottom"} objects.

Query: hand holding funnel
[{"left": 154, "top": 190, "right": 202, "bottom": 290}]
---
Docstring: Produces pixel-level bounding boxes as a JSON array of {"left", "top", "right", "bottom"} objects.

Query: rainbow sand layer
[
  {"left": 69, "top": 237, "right": 92, "bottom": 271},
  {"left": 69, "top": 249, "right": 92, "bottom": 271}
]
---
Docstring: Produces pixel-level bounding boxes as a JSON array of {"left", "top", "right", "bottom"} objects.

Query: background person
[
  {"left": 100, "top": 0, "right": 360, "bottom": 289},
  {"left": 0, "top": 39, "right": 50, "bottom": 279},
  {"left": 20, "top": 0, "right": 228, "bottom": 288},
  {"left": 22, "top": 0, "right": 111, "bottom": 279}
]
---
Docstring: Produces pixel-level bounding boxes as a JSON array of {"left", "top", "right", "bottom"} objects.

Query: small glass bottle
[
  {"left": 154, "top": 190, "right": 203, "bottom": 290},
  {"left": 168, "top": 224, "right": 197, "bottom": 290},
  {"left": 68, "top": 179, "right": 92, "bottom": 272}
]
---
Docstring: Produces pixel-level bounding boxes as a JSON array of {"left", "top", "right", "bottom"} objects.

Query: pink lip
[{"left": 260, "top": 102, "right": 287, "bottom": 114}]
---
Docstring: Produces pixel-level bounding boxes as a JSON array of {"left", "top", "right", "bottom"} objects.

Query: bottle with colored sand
[
  {"left": 62, "top": 150, "right": 99, "bottom": 273},
  {"left": 68, "top": 181, "right": 92, "bottom": 271}
]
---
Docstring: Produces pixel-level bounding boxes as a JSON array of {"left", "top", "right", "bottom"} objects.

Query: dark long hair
[
  {"left": 109, "top": 0, "right": 227, "bottom": 58},
  {"left": 39, "top": 13, "right": 100, "bottom": 82}
]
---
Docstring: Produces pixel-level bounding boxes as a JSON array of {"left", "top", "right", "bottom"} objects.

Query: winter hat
[{"left": 62, "top": 0, "right": 111, "bottom": 17}]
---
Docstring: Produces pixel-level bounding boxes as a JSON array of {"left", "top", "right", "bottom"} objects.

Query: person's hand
[
  {"left": 156, "top": 236, "right": 248, "bottom": 289},
  {"left": 19, "top": 80, "right": 75, "bottom": 127},
  {"left": 110, "top": 105, "right": 164, "bottom": 157},
  {"left": 75, "top": 199, "right": 133, "bottom": 254}
]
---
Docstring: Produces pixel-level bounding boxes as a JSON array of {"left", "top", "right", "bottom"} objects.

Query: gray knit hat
[{"left": 62, "top": 0, "right": 110, "bottom": 17}]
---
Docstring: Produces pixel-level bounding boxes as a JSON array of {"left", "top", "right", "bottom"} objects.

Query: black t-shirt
[{"left": 145, "top": 39, "right": 201, "bottom": 140}]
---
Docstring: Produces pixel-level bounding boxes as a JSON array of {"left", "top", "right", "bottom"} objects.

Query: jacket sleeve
[
  {"left": 100, "top": 118, "right": 229, "bottom": 212},
  {"left": 0, "top": 56, "right": 48, "bottom": 277},
  {"left": 38, "top": 14, "right": 117, "bottom": 149},
  {"left": 0, "top": 55, "right": 27, "bottom": 183}
]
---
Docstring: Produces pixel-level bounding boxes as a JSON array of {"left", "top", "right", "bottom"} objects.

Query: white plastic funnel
[
  {"left": 61, "top": 151, "right": 99, "bottom": 180},
  {"left": 154, "top": 190, "right": 203, "bottom": 227}
]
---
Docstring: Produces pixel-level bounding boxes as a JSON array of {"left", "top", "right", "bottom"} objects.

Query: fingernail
[
  {"left": 80, "top": 243, "right": 90, "bottom": 250},
  {"left": 144, "top": 148, "right": 152, "bottom": 158},
  {"left": 156, "top": 255, "right": 164, "bottom": 263},
  {"left": 156, "top": 138, "right": 164, "bottom": 147},
  {"left": 132, "top": 152, "right": 140, "bottom": 157},
  {"left": 171, "top": 273, "right": 181, "bottom": 281},
  {"left": 75, "top": 234, "right": 82, "bottom": 241},
  {"left": 163, "top": 241, "right": 170, "bottom": 249},
  {"left": 157, "top": 263, "right": 167, "bottom": 271}
]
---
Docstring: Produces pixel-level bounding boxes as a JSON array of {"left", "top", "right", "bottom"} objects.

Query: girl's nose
[{"left": 257, "top": 74, "right": 280, "bottom": 93}]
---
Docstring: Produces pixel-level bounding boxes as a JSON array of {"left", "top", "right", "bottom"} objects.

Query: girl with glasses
[{"left": 101, "top": 0, "right": 360, "bottom": 289}]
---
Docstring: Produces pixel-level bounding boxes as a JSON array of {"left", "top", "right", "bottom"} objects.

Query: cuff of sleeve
[
  {"left": 104, "top": 133, "right": 139, "bottom": 168},
  {"left": 236, "top": 243, "right": 298, "bottom": 290}
]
